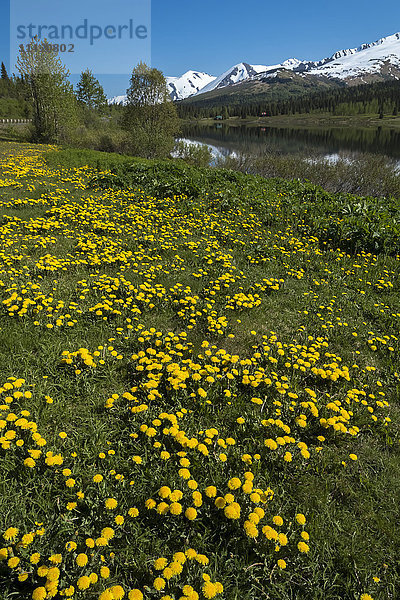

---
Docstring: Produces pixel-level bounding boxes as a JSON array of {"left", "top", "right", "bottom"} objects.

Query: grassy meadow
[{"left": 0, "top": 142, "right": 399, "bottom": 600}]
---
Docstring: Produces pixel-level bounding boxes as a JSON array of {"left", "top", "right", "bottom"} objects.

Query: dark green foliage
[
  {"left": 1, "top": 62, "right": 9, "bottom": 80},
  {"left": 0, "top": 73, "right": 32, "bottom": 118},
  {"left": 267, "top": 178, "right": 400, "bottom": 254},
  {"left": 88, "top": 158, "right": 263, "bottom": 207}
]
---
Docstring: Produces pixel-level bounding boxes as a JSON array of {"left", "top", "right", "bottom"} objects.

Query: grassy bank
[{"left": 0, "top": 142, "right": 399, "bottom": 600}]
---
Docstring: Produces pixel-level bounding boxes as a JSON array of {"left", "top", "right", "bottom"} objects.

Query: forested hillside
[{"left": 178, "top": 79, "right": 400, "bottom": 119}]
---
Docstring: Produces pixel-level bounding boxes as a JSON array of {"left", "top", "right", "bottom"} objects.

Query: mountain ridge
[{"left": 108, "top": 31, "right": 400, "bottom": 105}]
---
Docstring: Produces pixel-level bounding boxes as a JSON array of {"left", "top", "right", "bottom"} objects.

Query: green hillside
[
  {"left": 178, "top": 75, "right": 400, "bottom": 119},
  {"left": 179, "top": 71, "right": 341, "bottom": 113}
]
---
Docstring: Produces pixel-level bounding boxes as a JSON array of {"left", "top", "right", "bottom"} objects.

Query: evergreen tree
[
  {"left": 122, "top": 62, "right": 179, "bottom": 159},
  {"left": 76, "top": 69, "right": 107, "bottom": 111},
  {"left": 1, "top": 62, "right": 9, "bottom": 80},
  {"left": 16, "top": 37, "right": 78, "bottom": 142}
]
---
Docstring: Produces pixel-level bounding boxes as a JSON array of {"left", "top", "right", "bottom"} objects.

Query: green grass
[
  {"left": 44, "top": 147, "right": 147, "bottom": 171},
  {"left": 0, "top": 142, "right": 399, "bottom": 600}
]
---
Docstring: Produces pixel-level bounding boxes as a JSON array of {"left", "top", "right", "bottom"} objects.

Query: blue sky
[{"left": 1, "top": 0, "right": 399, "bottom": 96}]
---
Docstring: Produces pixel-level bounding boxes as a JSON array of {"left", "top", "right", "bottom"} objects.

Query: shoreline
[{"left": 181, "top": 113, "right": 400, "bottom": 129}]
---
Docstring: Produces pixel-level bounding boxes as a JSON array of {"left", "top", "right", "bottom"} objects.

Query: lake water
[{"left": 181, "top": 123, "right": 400, "bottom": 162}]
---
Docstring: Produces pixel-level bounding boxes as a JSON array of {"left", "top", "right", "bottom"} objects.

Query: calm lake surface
[{"left": 181, "top": 123, "right": 400, "bottom": 161}]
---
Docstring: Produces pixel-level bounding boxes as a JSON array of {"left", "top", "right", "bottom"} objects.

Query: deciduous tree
[
  {"left": 122, "top": 62, "right": 179, "bottom": 158},
  {"left": 16, "top": 37, "right": 78, "bottom": 142}
]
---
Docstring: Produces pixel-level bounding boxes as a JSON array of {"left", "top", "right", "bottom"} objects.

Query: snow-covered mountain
[
  {"left": 305, "top": 32, "right": 400, "bottom": 80},
  {"left": 166, "top": 71, "right": 216, "bottom": 100},
  {"left": 197, "top": 63, "right": 269, "bottom": 95},
  {"left": 108, "top": 94, "right": 128, "bottom": 106},
  {"left": 197, "top": 59, "right": 306, "bottom": 95},
  {"left": 108, "top": 32, "right": 400, "bottom": 104},
  {"left": 108, "top": 70, "right": 216, "bottom": 104},
  {"left": 195, "top": 32, "right": 400, "bottom": 97}
]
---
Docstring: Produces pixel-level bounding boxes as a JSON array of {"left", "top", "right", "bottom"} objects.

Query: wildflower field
[{"left": 0, "top": 142, "right": 399, "bottom": 600}]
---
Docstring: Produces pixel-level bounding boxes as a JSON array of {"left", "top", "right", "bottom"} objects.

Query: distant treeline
[
  {"left": 0, "top": 63, "right": 32, "bottom": 118},
  {"left": 177, "top": 80, "right": 400, "bottom": 119}
]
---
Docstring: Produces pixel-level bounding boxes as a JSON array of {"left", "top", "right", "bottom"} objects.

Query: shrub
[{"left": 174, "top": 140, "right": 212, "bottom": 167}]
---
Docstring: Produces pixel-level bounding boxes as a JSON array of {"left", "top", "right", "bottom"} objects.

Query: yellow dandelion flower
[
  {"left": 30, "top": 552, "right": 41, "bottom": 564},
  {"left": 76, "top": 553, "right": 88, "bottom": 567},
  {"left": 296, "top": 513, "right": 306, "bottom": 525},
  {"left": 170, "top": 502, "right": 183, "bottom": 515},
  {"left": 110, "top": 585, "right": 125, "bottom": 599},
  {"left": 153, "top": 577, "right": 166, "bottom": 590},
  {"left": 202, "top": 581, "right": 217, "bottom": 599},
  {"left": 100, "top": 566, "right": 110, "bottom": 579},
  {"left": 105, "top": 498, "right": 118, "bottom": 510},
  {"left": 8, "top": 556, "right": 20, "bottom": 568},
  {"left": 128, "top": 591, "right": 143, "bottom": 600},
  {"left": 77, "top": 575, "right": 91, "bottom": 590},
  {"left": 0, "top": 548, "right": 8, "bottom": 561},
  {"left": 154, "top": 557, "right": 168, "bottom": 570},
  {"left": 3, "top": 527, "right": 18, "bottom": 541},
  {"left": 277, "top": 559, "right": 287, "bottom": 569},
  {"left": 224, "top": 503, "right": 241, "bottom": 519},
  {"left": 32, "top": 587, "right": 47, "bottom": 600},
  {"left": 185, "top": 548, "right": 197, "bottom": 559},
  {"left": 298, "top": 541, "right": 310, "bottom": 553},
  {"left": 185, "top": 507, "right": 197, "bottom": 520},
  {"left": 158, "top": 486, "right": 171, "bottom": 499},
  {"left": 205, "top": 486, "right": 217, "bottom": 498},
  {"left": 99, "top": 591, "right": 114, "bottom": 600},
  {"left": 101, "top": 527, "right": 115, "bottom": 541},
  {"left": 228, "top": 477, "right": 241, "bottom": 490}
]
